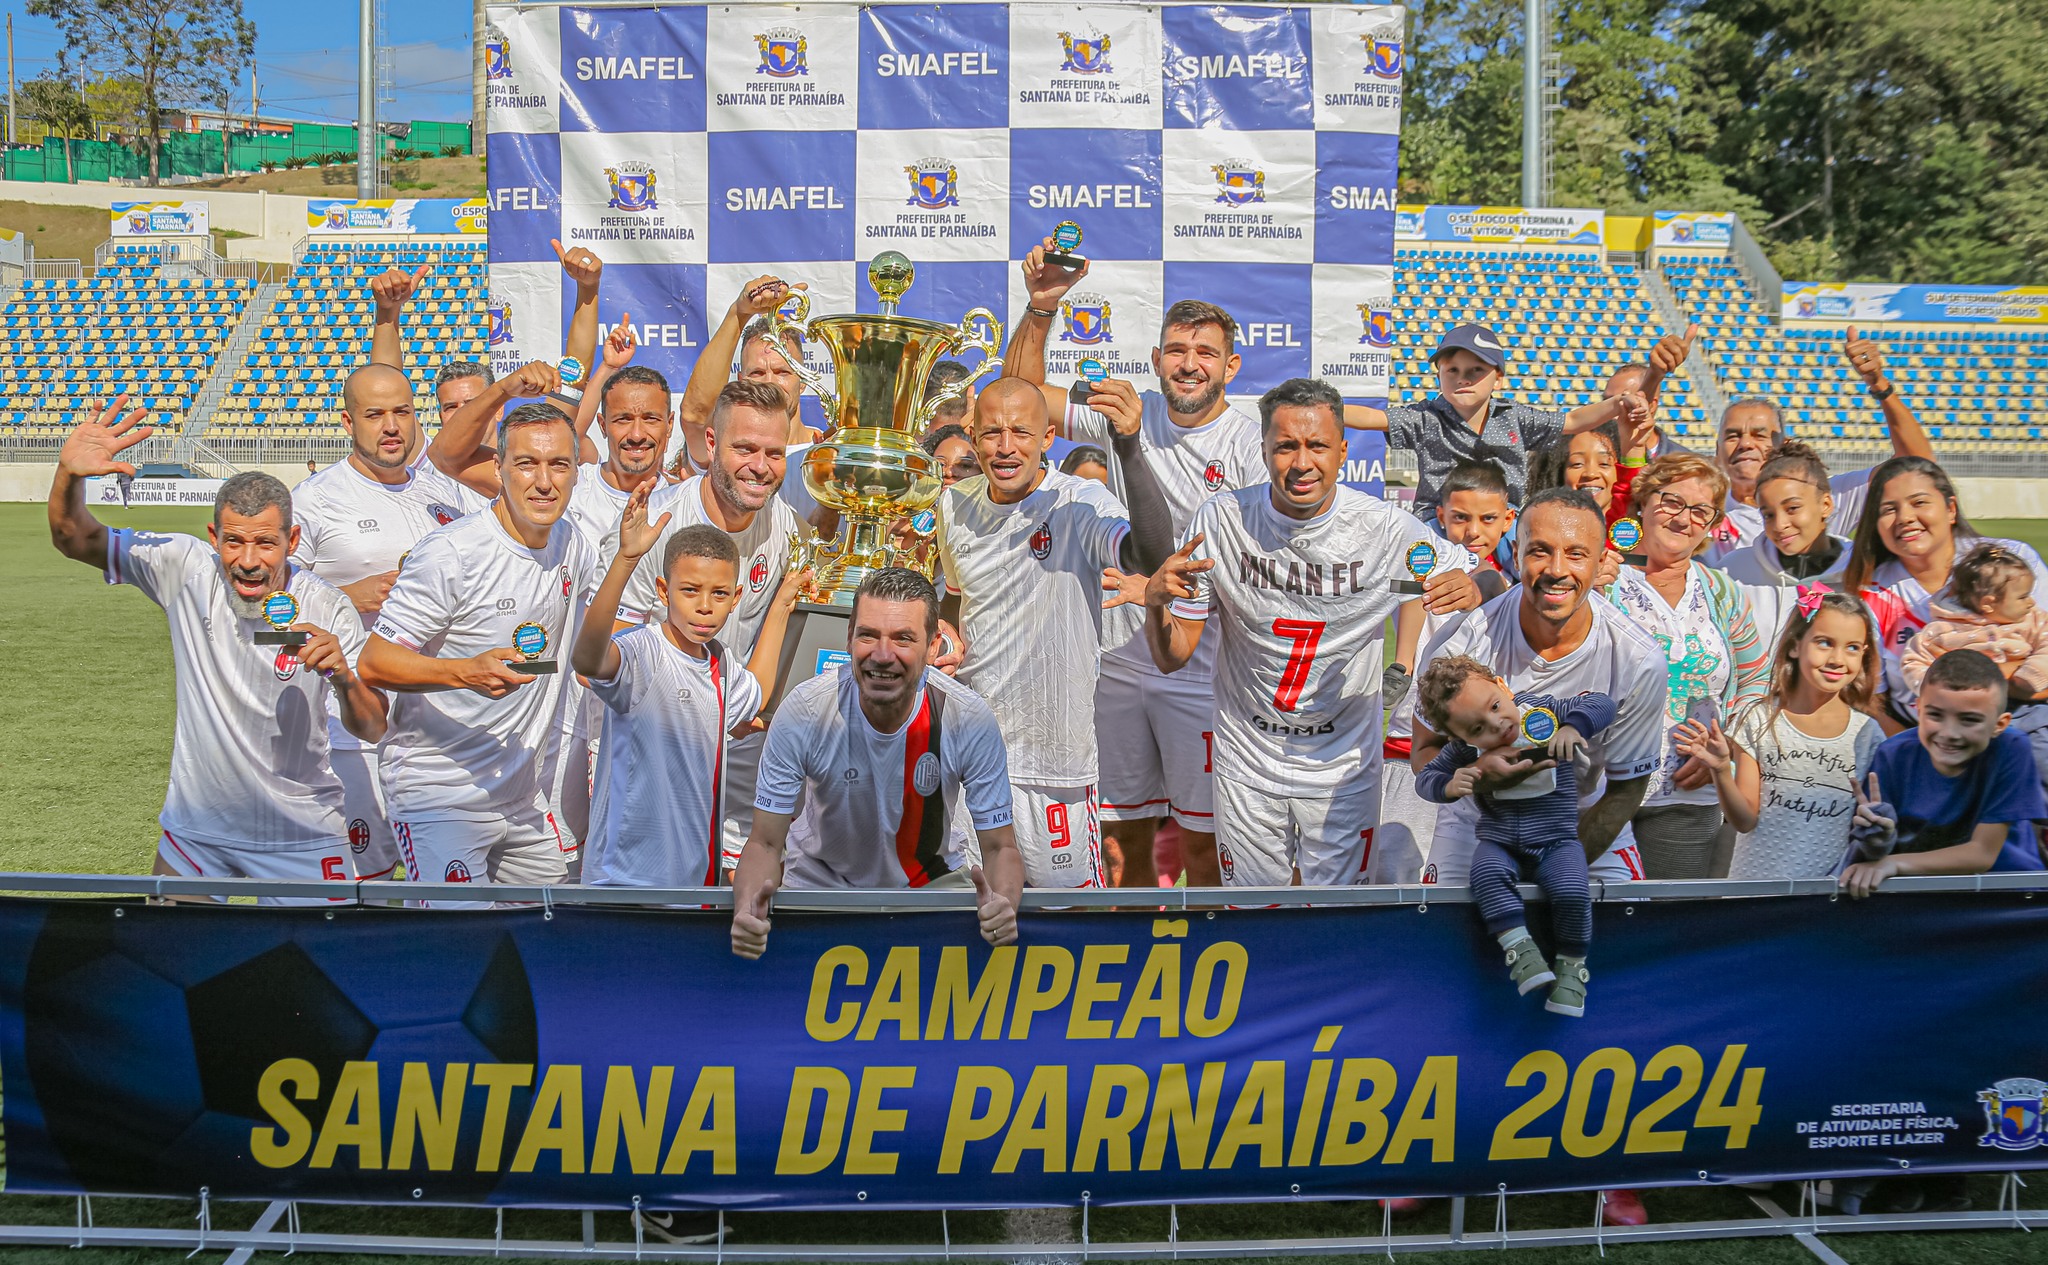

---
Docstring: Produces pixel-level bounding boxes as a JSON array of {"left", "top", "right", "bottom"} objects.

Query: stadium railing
[{"left": 0, "top": 872, "right": 2039, "bottom": 1261}]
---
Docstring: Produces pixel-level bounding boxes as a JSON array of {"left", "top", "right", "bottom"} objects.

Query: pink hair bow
[{"left": 1795, "top": 583, "right": 1831, "bottom": 618}]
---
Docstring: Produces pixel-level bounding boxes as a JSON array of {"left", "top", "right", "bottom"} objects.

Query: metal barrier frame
[{"left": 0, "top": 872, "right": 2042, "bottom": 1262}]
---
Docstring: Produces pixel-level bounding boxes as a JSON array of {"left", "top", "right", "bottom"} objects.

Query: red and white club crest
[
  {"left": 427, "top": 502, "right": 459, "bottom": 526},
  {"left": 444, "top": 859, "right": 473, "bottom": 882},
  {"left": 1203, "top": 459, "right": 1225, "bottom": 490},
  {"left": 1029, "top": 522, "right": 1052, "bottom": 559},
  {"left": 559, "top": 564, "right": 572, "bottom": 599},
  {"left": 749, "top": 555, "right": 770, "bottom": 593},
  {"left": 1217, "top": 840, "right": 1235, "bottom": 880},
  {"left": 273, "top": 649, "right": 299, "bottom": 681},
  {"left": 347, "top": 819, "right": 371, "bottom": 853}
]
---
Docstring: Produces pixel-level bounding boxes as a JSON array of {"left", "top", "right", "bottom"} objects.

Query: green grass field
[{"left": 0, "top": 500, "right": 2045, "bottom": 1264}]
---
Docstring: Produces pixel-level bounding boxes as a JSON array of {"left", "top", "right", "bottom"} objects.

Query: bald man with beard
[{"left": 290, "top": 363, "right": 488, "bottom": 878}]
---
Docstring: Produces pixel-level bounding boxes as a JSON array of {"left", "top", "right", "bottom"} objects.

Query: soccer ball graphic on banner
[{"left": 21, "top": 907, "right": 538, "bottom": 1198}]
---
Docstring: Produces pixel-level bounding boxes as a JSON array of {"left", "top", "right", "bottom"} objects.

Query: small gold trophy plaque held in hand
[
  {"left": 254, "top": 591, "right": 308, "bottom": 646},
  {"left": 1389, "top": 540, "right": 1437, "bottom": 595}
]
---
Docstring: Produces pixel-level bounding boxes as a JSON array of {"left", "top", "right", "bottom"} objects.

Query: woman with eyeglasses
[
  {"left": 1843, "top": 456, "right": 2048, "bottom": 728},
  {"left": 1602, "top": 453, "right": 1771, "bottom": 878}
]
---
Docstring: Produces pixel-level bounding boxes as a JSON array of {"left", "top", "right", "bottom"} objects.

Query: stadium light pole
[
  {"left": 1521, "top": 0, "right": 1543, "bottom": 206},
  {"left": 357, "top": 0, "right": 377, "bottom": 199}
]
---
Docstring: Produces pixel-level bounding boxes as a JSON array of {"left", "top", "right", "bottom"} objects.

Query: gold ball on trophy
[{"left": 868, "top": 250, "right": 915, "bottom": 308}]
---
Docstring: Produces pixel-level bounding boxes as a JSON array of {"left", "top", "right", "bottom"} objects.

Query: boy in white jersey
[
  {"left": 51, "top": 411, "right": 388, "bottom": 901},
  {"left": 1145, "top": 378, "right": 1488, "bottom": 887},
  {"left": 292, "top": 363, "right": 485, "bottom": 878},
  {"left": 360, "top": 404, "right": 600, "bottom": 908},
  {"left": 1004, "top": 242, "right": 1265, "bottom": 887},
  {"left": 936, "top": 378, "right": 1176, "bottom": 889},
  {"left": 573, "top": 486, "right": 805, "bottom": 888},
  {"left": 733, "top": 569, "right": 1020, "bottom": 958},
  {"left": 1416, "top": 488, "right": 1667, "bottom": 886},
  {"left": 623, "top": 378, "right": 810, "bottom": 872}
]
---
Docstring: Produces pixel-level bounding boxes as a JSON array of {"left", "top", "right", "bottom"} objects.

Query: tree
[
  {"left": 25, "top": 0, "right": 254, "bottom": 187},
  {"left": 20, "top": 73, "right": 91, "bottom": 184}
]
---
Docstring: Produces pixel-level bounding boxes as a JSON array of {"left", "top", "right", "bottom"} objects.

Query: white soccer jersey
[
  {"left": 938, "top": 469, "right": 1129, "bottom": 786},
  {"left": 757, "top": 667, "right": 1013, "bottom": 890},
  {"left": 584, "top": 626, "right": 763, "bottom": 888},
  {"left": 561, "top": 463, "right": 634, "bottom": 563},
  {"left": 1422, "top": 587, "right": 1670, "bottom": 832},
  {"left": 1067, "top": 391, "right": 1265, "bottom": 677},
  {"left": 622, "top": 476, "right": 802, "bottom": 661},
  {"left": 290, "top": 457, "right": 483, "bottom": 752},
  {"left": 108, "top": 530, "right": 365, "bottom": 850},
  {"left": 1172, "top": 486, "right": 1462, "bottom": 792},
  {"left": 371, "top": 509, "right": 599, "bottom": 819}
]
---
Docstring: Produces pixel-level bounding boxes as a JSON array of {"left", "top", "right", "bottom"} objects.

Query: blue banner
[
  {"left": 0, "top": 894, "right": 2043, "bottom": 1208},
  {"left": 1782, "top": 282, "right": 2048, "bottom": 325}
]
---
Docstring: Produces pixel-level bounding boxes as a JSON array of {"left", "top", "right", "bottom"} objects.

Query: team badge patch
[
  {"left": 560, "top": 564, "right": 573, "bottom": 599},
  {"left": 750, "top": 555, "right": 770, "bottom": 593},
  {"left": 1029, "top": 522, "right": 1052, "bottom": 559},
  {"left": 1203, "top": 459, "right": 1225, "bottom": 490},
  {"left": 273, "top": 649, "right": 299, "bottom": 681},
  {"left": 348, "top": 819, "right": 371, "bottom": 854},
  {"left": 913, "top": 752, "right": 941, "bottom": 797},
  {"left": 445, "top": 860, "right": 473, "bottom": 883}
]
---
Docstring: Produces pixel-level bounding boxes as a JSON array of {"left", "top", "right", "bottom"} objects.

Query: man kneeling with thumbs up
[{"left": 732, "top": 568, "right": 1023, "bottom": 958}]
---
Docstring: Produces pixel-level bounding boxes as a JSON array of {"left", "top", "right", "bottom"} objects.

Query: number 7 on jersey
[{"left": 1272, "top": 619, "right": 1325, "bottom": 712}]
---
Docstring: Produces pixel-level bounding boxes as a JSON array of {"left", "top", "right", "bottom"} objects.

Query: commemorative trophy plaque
[
  {"left": 1043, "top": 220, "right": 1086, "bottom": 270},
  {"left": 759, "top": 251, "right": 1004, "bottom": 709}
]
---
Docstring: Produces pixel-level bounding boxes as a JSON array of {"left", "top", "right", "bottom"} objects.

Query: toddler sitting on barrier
[{"left": 1414, "top": 655, "right": 1615, "bottom": 1017}]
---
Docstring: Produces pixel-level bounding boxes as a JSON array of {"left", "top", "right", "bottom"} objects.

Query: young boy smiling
[{"left": 1842, "top": 648, "right": 2047, "bottom": 898}]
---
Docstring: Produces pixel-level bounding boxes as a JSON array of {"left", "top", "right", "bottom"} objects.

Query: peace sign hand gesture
[{"left": 1839, "top": 772, "right": 1901, "bottom": 899}]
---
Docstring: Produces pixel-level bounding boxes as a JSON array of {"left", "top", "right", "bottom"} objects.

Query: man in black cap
[{"left": 1346, "top": 323, "right": 1648, "bottom": 519}]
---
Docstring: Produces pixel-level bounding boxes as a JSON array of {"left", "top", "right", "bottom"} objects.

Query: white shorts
[
  {"left": 1371, "top": 757, "right": 1436, "bottom": 885},
  {"left": 1214, "top": 771, "right": 1381, "bottom": 888},
  {"left": 1421, "top": 805, "right": 1644, "bottom": 886},
  {"left": 156, "top": 830, "right": 353, "bottom": 905},
  {"left": 330, "top": 744, "right": 399, "bottom": 879},
  {"left": 392, "top": 806, "right": 574, "bottom": 909},
  {"left": 1012, "top": 783, "right": 1104, "bottom": 890},
  {"left": 1095, "top": 655, "right": 1216, "bottom": 832},
  {"left": 718, "top": 732, "right": 767, "bottom": 874}
]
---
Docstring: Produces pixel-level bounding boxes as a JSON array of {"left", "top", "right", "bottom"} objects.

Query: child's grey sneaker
[
  {"left": 1546, "top": 955, "right": 1589, "bottom": 1016},
  {"left": 1504, "top": 936, "right": 1555, "bottom": 995}
]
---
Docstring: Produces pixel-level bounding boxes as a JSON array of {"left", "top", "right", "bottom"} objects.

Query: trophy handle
[
  {"left": 915, "top": 305, "right": 1006, "bottom": 430},
  {"left": 758, "top": 291, "right": 840, "bottom": 418}
]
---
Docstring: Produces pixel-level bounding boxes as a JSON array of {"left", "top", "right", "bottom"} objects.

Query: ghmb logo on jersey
[
  {"left": 1212, "top": 161, "right": 1266, "bottom": 206},
  {"left": 756, "top": 28, "right": 809, "bottom": 78},
  {"left": 605, "top": 161, "right": 659, "bottom": 212},
  {"left": 1365, "top": 33, "right": 1403, "bottom": 78},
  {"left": 1060, "top": 293, "right": 1112, "bottom": 346},
  {"left": 1059, "top": 30, "right": 1112, "bottom": 74},
  {"left": 488, "top": 300, "right": 513, "bottom": 347},
  {"left": 905, "top": 157, "right": 960, "bottom": 209},
  {"left": 484, "top": 25, "right": 511, "bottom": 80},
  {"left": 1358, "top": 305, "right": 1394, "bottom": 348}
]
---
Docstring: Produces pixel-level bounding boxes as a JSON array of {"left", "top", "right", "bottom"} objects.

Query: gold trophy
[{"left": 758, "top": 251, "right": 1003, "bottom": 704}]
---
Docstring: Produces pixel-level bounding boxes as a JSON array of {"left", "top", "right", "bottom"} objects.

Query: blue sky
[{"left": 0, "top": 0, "right": 474, "bottom": 128}]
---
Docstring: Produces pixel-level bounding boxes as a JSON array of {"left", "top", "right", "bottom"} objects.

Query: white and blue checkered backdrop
[{"left": 483, "top": 1, "right": 1402, "bottom": 487}]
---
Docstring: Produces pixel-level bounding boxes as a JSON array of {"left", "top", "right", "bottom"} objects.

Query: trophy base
[
  {"left": 1618, "top": 552, "right": 1647, "bottom": 566},
  {"left": 253, "top": 630, "right": 308, "bottom": 646},
  {"left": 516, "top": 660, "right": 559, "bottom": 675},
  {"left": 769, "top": 601, "right": 854, "bottom": 714},
  {"left": 1043, "top": 251, "right": 1086, "bottom": 270},
  {"left": 1389, "top": 580, "right": 1428, "bottom": 594}
]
